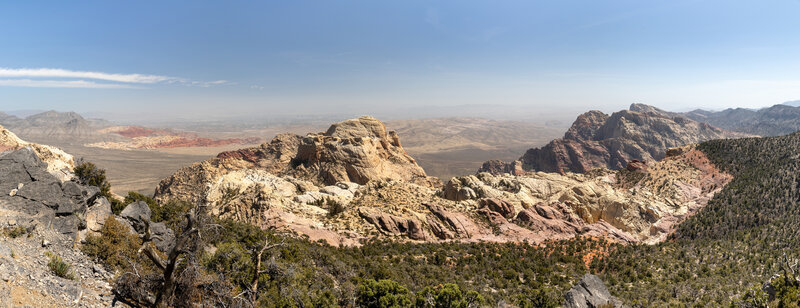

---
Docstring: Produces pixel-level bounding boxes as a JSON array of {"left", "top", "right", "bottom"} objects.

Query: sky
[{"left": 1, "top": 0, "right": 800, "bottom": 121}]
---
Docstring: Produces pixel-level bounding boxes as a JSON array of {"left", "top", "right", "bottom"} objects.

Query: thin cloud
[
  {"left": 0, "top": 67, "right": 228, "bottom": 88},
  {"left": 0, "top": 67, "right": 176, "bottom": 84},
  {"left": 0, "top": 79, "right": 140, "bottom": 89}
]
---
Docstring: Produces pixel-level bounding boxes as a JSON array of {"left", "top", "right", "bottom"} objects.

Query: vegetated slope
[
  {"left": 594, "top": 133, "right": 800, "bottom": 306},
  {"left": 684, "top": 103, "right": 800, "bottom": 136},
  {"left": 479, "top": 104, "right": 747, "bottom": 174}
]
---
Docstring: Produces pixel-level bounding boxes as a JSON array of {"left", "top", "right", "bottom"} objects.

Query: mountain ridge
[{"left": 479, "top": 104, "right": 748, "bottom": 174}]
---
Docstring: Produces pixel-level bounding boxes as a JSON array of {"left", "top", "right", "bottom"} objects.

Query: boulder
[
  {"left": 425, "top": 203, "right": 478, "bottom": 238},
  {"left": 563, "top": 274, "right": 625, "bottom": 308},
  {"left": 0, "top": 148, "right": 97, "bottom": 237},
  {"left": 426, "top": 215, "right": 455, "bottom": 240},
  {"left": 119, "top": 201, "right": 152, "bottom": 233},
  {"left": 85, "top": 197, "right": 112, "bottom": 233},
  {"left": 150, "top": 222, "right": 176, "bottom": 252}
]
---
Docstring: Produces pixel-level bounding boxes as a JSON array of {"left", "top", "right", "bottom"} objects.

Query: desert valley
[{"left": 3, "top": 1, "right": 800, "bottom": 307}]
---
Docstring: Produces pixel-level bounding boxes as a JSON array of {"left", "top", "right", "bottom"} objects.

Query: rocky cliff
[
  {"left": 479, "top": 104, "right": 747, "bottom": 174},
  {"left": 155, "top": 116, "right": 730, "bottom": 246}
]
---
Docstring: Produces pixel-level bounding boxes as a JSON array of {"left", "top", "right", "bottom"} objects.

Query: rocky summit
[
  {"left": 479, "top": 104, "right": 748, "bottom": 174},
  {"left": 154, "top": 116, "right": 434, "bottom": 206},
  {"left": 155, "top": 116, "right": 731, "bottom": 246}
]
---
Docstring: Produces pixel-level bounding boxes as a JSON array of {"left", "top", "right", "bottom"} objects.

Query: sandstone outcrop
[
  {"left": 155, "top": 116, "right": 434, "bottom": 205},
  {"left": 155, "top": 115, "right": 730, "bottom": 246},
  {"left": 479, "top": 104, "right": 748, "bottom": 174}
]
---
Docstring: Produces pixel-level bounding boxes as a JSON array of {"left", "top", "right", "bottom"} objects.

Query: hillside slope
[{"left": 595, "top": 133, "right": 800, "bottom": 306}]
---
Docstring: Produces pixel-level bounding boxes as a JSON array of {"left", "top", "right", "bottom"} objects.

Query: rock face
[
  {"left": 155, "top": 114, "right": 730, "bottom": 246},
  {"left": 0, "top": 147, "right": 103, "bottom": 239},
  {"left": 479, "top": 104, "right": 747, "bottom": 174},
  {"left": 563, "top": 274, "right": 625, "bottom": 308},
  {"left": 0, "top": 124, "right": 76, "bottom": 181},
  {"left": 293, "top": 116, "right": 428, "bottom": 185}
]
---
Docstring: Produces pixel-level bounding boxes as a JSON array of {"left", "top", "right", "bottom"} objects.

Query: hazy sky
[{"left": 1, "top": 0, "right": 800, "bottom": 119}]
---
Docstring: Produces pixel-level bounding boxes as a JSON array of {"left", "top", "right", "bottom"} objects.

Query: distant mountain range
[
  {"left": 0, "top": 110, "right": 120, "bottom": 143},
  {"left": 0, "top": 110, "right": 262, "bottom": 149},
  {"left": 683, "top": 103, "right": 800, "bottom": 136}
]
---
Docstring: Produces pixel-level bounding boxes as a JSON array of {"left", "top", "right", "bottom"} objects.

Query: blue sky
[{"left": 1, "top": 0, "right": 800, "bottom": 119}]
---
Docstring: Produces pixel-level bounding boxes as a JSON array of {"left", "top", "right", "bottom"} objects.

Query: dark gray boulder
[
  {"left": 119, "top": 201, "right": 152, "bottom": 233},
  {"left": 563, "top": 274, "right": 626, "bottom": 308},
  {"left": 0, "top": 148, "right": 105, "bottom": 237},
  {"left": 150, "top": 222, "right": 175, "bottom": 252}
]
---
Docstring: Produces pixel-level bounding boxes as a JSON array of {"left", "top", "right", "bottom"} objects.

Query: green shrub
[
  {"left": 153, "top": 200, "right": 194, "bottom": 231},
  {"left": 357, "top": 279, "right": 413, "bottom": 308},
  {"left": 327, "top": 198, "right": 345, "bottom": 217},
  {"left": 415, "top": 283, "right": 484, "bottom": 308},
  {"left": 74, "top": 161, "right": 125, "bottom": 214},
  {"left": 46, "top": 252, "right": 74, "bottom": 280},
  {"left": 124, "top": 191, "right": 157, "bottom": 210},
  {"left": 516, "top": 288, "right": 559, "bottom": 308},
  {"left": 81, "top": 216, "right": 149, "bottom": 272},
  {"left": 2, "top": 226, "right": 28, "bottom": 238}
]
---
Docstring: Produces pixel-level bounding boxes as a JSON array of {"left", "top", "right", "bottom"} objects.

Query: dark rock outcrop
[
  {"left": 563, "top": 274, "right": 626, "bottom": 308},
  {"left": 0, "top": 148, "right": 103, "bottom": 237},
  {"left": 118, "top": 200, "right": 175, "bottom": 252},
  {"left": 479, "top": 104, "right": 745, "bottom": 174}
]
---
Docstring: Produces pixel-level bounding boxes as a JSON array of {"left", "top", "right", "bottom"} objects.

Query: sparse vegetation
[
  {"left": 2, "top": 226, "right": 28, "bottom": 238},
  {"left": 82, "top": 216, "right": 150, "bottom": 273},
  {"left": 46, "top": 252, "right": 75, "bottom": 280},
  {"left": 74, "top": 160, "right": 125, "bottom": 214},
  {"left": 327, "top": 198, "right": 346, "bottom": 217},
  {"left": 125, "top": 191, "right": 192, "bottom": 229}
]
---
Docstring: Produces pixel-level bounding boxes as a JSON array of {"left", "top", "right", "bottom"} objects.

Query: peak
[
  {"left": 629, "top": 103, "right": 666, "bottom": 114},
  {"left": 324, "top": 116, "right": 389, "bottom": 139},
  {"left": 27, "top": 110, "right": 84, "bottom": 120},
  {"left": 573, "top": 110, "right": 609, "bottom": 124}
]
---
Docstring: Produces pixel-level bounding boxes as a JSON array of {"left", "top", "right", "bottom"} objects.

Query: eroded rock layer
[{"left": 155, "top": 116, "right": 731, "bottom": 246}]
